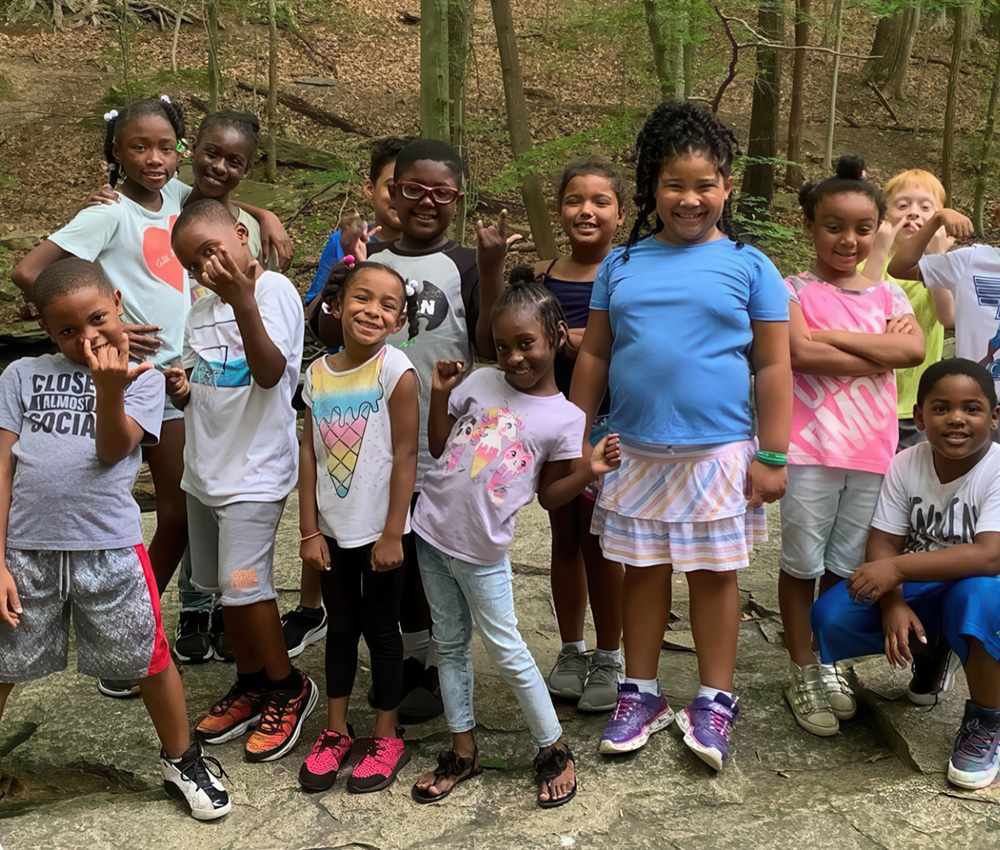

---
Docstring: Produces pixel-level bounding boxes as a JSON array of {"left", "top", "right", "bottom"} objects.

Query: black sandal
[
  {"left": 411, "top": 747, "right": 482, "bottom": 804},
  {"left": 534, "top": 744, "right": 576, "bottom": 809}
]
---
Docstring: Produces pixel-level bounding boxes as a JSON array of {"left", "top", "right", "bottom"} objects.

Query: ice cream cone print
[{"left": 310, "top": 349, "right": 386, "bottom": 499}]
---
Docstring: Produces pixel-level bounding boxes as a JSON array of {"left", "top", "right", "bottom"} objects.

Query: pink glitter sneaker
[
  {"left": 298, "top": 725, "right": 355, "bottom": 792},
  {"left": 347, "top": 729, "right": 410, "bottom": 793}
]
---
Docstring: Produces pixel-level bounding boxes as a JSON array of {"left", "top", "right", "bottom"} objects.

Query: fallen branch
[
  {"left": 868, "top": 81, "right": 899, "bottom": 123},
  {"left": 235, "top": 80, "right": 369, "bottom": 136},
  {"left": 284, "top": 181, "right": 351, "bottom": 228}
]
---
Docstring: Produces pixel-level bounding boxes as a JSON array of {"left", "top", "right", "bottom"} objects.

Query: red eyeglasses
[{"left": 395, "top": 181, "right": 461, "bottom": 205}]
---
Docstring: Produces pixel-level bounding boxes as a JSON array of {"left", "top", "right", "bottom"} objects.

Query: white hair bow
[{"left": 404, "top": 279, "right": 424, "bottom": 298}]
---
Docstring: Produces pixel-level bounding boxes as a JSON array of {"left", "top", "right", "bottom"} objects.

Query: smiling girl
[{"left": 779, "top": 156, "right": 925, "bottom": 738}]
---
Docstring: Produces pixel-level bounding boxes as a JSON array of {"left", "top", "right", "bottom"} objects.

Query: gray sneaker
[
  {"left": 547, "top": 648, "right": 590, "bottom": 699},
  {"left": 784, "top": 663, "right": 839, "bottom": 737},
  {"left": 818, "top": 662, "right": 857, "bottom": 719},
  {"left": 577, "top": 654, "right": 625, "bottom": 713}
]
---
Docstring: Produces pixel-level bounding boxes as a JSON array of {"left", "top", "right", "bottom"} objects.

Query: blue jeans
[{"left": 415, "top": 535, "right": 562, "bottom": 747}]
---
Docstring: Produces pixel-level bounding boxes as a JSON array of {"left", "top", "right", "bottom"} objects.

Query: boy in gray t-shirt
[{"left": 0, "top": 259, "right": 231, "bottom": 821}]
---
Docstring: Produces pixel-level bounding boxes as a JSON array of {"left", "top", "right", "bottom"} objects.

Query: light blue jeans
[{"left": 415, "top": 535, "right": 562, "bottom": 748}]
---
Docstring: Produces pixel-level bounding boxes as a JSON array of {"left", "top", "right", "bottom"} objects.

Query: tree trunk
[
  {"left": 823, "top": 0, "right": 843, "bottom": 172},
  {"left": 171, "top": 0, "right": 187, "bottom": 74},
  {"left": 643, "top": 0, "right": 672, "bottom": 101},
  {"left": 739, "top": 0, "right": 783, "bottom": 220},
  {"left": 204, "top": 0, "right": 220, "bottom": 112},
  {"left": 448, "top": 0, "right": 475, "bottom": 244},
  {"left": 786, "top": 0, "right": 809, "bottom": 188},
  {"left": 861, "top": 14, "right": 902, "bottom": 85},
  {"left": 973, "top": 35, "right": 1000, "bottom": 235},
  {"left": 265, "top": 0, "right": 278, "bottom": 183},
  {"left": 420, "top": 0, "right": 450, "bottom": 140},
  {"left": 887, "top": 4, "right": 920, "bottom": 100},
  {"left": 942, "top": 6, "right": 968, "bottom": 200},
  {"left": 490, "top": 0, "right": 558, "bottom": 258}
]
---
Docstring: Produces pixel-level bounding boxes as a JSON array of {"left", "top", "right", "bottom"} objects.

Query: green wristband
[{"left": 755, "top": 450, "right": 787, "bottom": 466}]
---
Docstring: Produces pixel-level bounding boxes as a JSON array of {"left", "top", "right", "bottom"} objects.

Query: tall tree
[
  {"left": 490, "top": 0, "right": 558, "bottom": 258},
  {"left": 740, "top": 0, "right": 783, "bottom": 219},
  {"left": 420, "top": 0, "right": 450, "bottom": 141},
  {"left": 205, "top": 0, "right": 221, "bottom": 112},
  {"left": 886, "top": 3, "right": 921, "bottom": 100},
  {"left": 823, "top": 0, "right": 844, "bottom": 171},
  {"left": 942, "top": 4, "right": 969, "bottom": 199},
  {"left": 974, "top": 8, "right": 1000, "bottom": 234},
  {"left": 448, "top": 0, "right": 476, "bottom": 243},
  {"left": 265, "top": 0, "right": 278, "bottom": 182},
  {"left": 643, "top": 0, "right": 672, "bottom": 100},
  {"left": 786, "top": 0, "right": 809, "bottom": 187}
]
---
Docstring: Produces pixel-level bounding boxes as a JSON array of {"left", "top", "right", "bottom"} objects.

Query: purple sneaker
[
  {"left": 599, "top": 683, "right": 674, "bottom": 754},
  {"left": 676, "top": 692, "right": 739, "bottom": 771}
]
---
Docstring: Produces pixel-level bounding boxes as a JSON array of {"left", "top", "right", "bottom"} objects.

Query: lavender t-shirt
[{"left": 411, "top": 367, "right": 585, "bottom": 565}]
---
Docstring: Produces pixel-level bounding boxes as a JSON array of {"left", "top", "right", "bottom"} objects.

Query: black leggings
[{"left": 320, "top": 537, "right": 405, "bottom": 710}]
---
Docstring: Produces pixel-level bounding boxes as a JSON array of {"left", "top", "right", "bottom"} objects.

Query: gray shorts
[
  {"left": 186, "top": 496, "right": 286, "bottom": 606},
  {"left": 779, "top": 465, "right": 883, "bottom": 580},
  {"left": 0, "top": 545, "right": 171, "bottom": 683}
]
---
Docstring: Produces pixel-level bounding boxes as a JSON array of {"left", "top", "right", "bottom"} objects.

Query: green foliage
[
  {"left": 100, "top": 67, "right": 212, "bottom": 108},
  {"left": 480, "top": 110, "right": 646, "bottom": 195},
  {"left": 0, "top": 72, "right": 12, "bottom": 100}
]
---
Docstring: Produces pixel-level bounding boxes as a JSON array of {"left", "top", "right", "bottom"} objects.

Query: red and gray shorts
[{"left": 0, "top": 544, "right": 170, "bottom": 683}]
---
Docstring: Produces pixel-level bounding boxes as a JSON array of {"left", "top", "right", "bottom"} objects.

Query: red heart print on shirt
[{"left": 143, "top": 215, "right": 184, "bottom": 292}]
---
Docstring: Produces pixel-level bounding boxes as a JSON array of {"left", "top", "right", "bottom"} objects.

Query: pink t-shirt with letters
[{"left": 786, "top": 271, "right": 914, "bottom": 474}]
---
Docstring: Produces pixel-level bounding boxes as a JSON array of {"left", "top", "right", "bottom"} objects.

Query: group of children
[{"left": 2, "top": 93, "right": 1000, "bottom": 822}]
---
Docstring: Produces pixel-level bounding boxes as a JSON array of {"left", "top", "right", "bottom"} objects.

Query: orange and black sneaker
[
  {"left": 196, "top": 680, "right": 266, "bottom": 745},
  {"left": 245, "top": 673, "right": 319, "bottom": 763}
]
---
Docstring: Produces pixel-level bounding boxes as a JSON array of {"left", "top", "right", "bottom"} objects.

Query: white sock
[
  {"left": 562, "top": 640, "right": 586, "bottom": 655},
  {"left": 592, "top": 648, "right": 622, "bottom": 667},
  {"left": 402, "top": 629, "right": 430, "bottom": 666},
  {"left": 625, "top": 677, "right": 661, "bottom": 696},
  {"left": 698, "top": 685, "right": 734, "bottom": 702}
]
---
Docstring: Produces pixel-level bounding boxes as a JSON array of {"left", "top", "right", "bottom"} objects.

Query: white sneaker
[
  {"left": 784, "top": 663, "right": 839, "bottom": 737},
  {"left": 578, "top": 654, "right": 625, "bottom": 713},
  {"left": 547, "top": 648, "right": 590, "bottom": 699},
  {"left": 819, "top": 662, "right": 857, "bottom": 720},
  {"left": 161, "top": 742, "right": 232, "bottom": 820}
]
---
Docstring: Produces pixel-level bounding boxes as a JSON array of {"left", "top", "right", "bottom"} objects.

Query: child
[
  {"left": 812, "top": 358, "right": 1000, "bottom": 789},
  {"left": 166, "top": 200, "right": 315, "bottom": 763},
  {"left": 303, "top": 136, "right": 410, "bottom": 305},
  {"left": 296, "top": 260, "right": 420, "bottom": 793},
  {"left": 282, "top": 136, "right": 412, "bottom": 659},
  {"left": 779, "top": 157, "right": 926, "bottom": 738},
  {"left": 0, "top": 259, "right": 230, "bottom": 820},
  {"left": 314, "top": 139, "right": 513, "bottom": 723},
  {"left": 535, "top": 157, "right": 626, "bottom": 713},
  {"left": 410, "top": 268, "right": 620, "bottom": 807},
  {"left": 570, "top": 101, "right": 791, "bottom": 770},
  {"left": 871, "top": 170, "right": 955, "bottom": 450}
]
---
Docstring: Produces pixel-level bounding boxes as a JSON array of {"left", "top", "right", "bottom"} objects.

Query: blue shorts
[{"left": 812, "top": 576, "right": 1000, "bottom": 665}]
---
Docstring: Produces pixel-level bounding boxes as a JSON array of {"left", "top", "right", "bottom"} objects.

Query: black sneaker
[
  {"left": 281, "top": 606, "right": 328, "bottom": 658},
  {"left": 97, "top": 678, "right": 141, "bottom": 699},
  {"left": 210, "top": 606, "right": 235, "bottom": 663},
  {"left": 174, "top": 610, "right": 213, "bottom": 664},
  {"left": 398, "top": 665, "right": 444, "bottom": 724},
  {"left": 160, "top": 741, "right": 232, "bottom": 820},
  {"left": 908, "top": 636, "right": 961, "bottom": 706}
]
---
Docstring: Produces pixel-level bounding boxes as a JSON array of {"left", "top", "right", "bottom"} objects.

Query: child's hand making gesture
[
  {"left": 83, "top": 331, "right": 154, "bottom": 396},
  {"left": 476, "top": 209, "right": 522, "bottom": 270},
  {"left": 200, "top": 246, "right": 261, "bottom": 309},
  {"left": 339, "top": 213, "right": 381, "bottom": 262},
  {"left": 431, "top": 359, "right": 467, "bottom": 394}
]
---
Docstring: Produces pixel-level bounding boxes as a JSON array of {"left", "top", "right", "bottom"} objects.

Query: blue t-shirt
[
  {"left": 306, "top": 227, "right": 386, "bottom": 303},
  {"left": 590, "top": 236, "right": 788, "bottom": 447}
]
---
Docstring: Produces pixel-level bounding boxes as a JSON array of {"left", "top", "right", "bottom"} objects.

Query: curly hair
[
  {"left": 623, "top": 100, "right": 741, "bottom": 262},
  {"left": 490, "top": 265, "right": 568, "bottom": 350},
  {"left": 799, "top": 155, "right": 886, "bottom": 222},
  {"left": 103, "top": 96, "right": 186, "bottom": 187},
  {"left": 321, "top": 261, "right": 421, "bottom": 342}
]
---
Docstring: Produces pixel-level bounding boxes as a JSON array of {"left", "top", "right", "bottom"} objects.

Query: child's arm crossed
[
  {"left": 372, "top": 371, "right": 419, "bottom": 571},
  {"left": 811, "top": 314, "right": 925, "bottom": 369},
  {"left": 789, "top": 302, "right": 900, "bottom": 376}
]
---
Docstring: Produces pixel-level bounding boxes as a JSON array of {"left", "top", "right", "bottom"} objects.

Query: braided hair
[
  {"left": 103, "top": 95, "right": 186, "bottom": 187},
  {"left": 321, "top": 261, "right": 421, "bottom": 343},
  {"left": 799, "top": 155, "right": 886, "bottom": 222},
  {"left": 196, "top": 109, "right": 260, "bottom": 157},
  {"left": 491, "top": 265, "right": 568, "bottom": 351},
  {"left": 623, "top": 100, "right": 741, "bottom": 262}
]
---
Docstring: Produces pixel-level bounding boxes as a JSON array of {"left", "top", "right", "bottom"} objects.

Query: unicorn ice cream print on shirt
[{"left": 445, "top": 404, "right": 532, "bottom": 504}]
